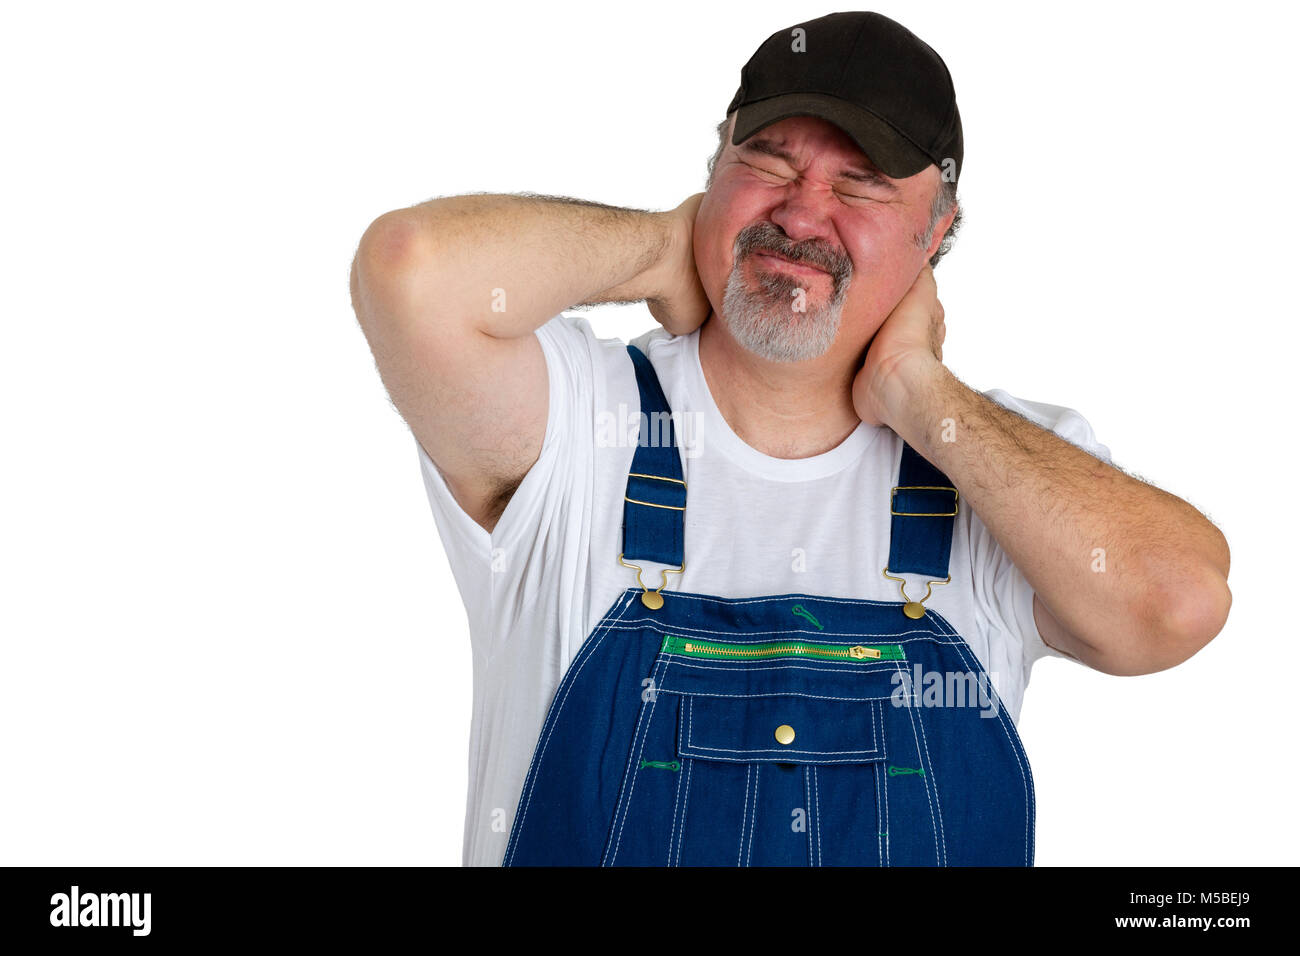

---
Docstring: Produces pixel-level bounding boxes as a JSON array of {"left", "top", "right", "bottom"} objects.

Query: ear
[{"left": 924, "top": 204, "right": 958, "bottom": 261}]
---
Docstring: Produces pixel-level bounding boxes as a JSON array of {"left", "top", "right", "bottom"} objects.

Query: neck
[{"left": 697, "top": 313, "right": 866, "bottom": 459}]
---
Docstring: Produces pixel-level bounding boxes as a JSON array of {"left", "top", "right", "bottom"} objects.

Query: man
[{"left": 349, "top": 12, "right": 1231, "bottom": 866}]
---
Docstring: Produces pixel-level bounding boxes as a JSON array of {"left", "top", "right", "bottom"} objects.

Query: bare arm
[
  {"left": 855, "top": 267, "right": 1230, "bottom": 676},
  {"left": 349, "top": 192, "right": 708, "bottom": 533},
  {"left": 892, "top": 360, "right": 1230, "bottom": 675}
]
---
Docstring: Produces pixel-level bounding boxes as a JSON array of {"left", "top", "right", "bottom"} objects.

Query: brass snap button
[{"left": 774, "top": 724, "right": 795, "bottom": 745}]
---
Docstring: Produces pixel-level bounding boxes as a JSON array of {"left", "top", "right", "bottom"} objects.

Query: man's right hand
[
  {"left": 646, "top": 193, "right": 712, "bottom": 337},
  {"left": 350, "top": 191, "right": 713, "bottom": 535}
]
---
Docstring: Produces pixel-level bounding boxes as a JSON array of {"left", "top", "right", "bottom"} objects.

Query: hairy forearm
[
  {"left": 358, "top": 192, "right": 673, "bottom": 340},
  {"left": 880, "top": 357, "right": 1231, "bottom": 671}
]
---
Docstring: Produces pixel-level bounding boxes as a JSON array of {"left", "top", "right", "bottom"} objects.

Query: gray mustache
[{"left": 737, "top": 227, "right": 850, "bottom": 280}]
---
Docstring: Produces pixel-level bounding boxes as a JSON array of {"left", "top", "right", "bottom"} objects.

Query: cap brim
[{"left": 731, "top": 92, "right": 933, "bottom": 180}]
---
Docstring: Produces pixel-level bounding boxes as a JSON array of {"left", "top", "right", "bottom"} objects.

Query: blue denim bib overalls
[{"left": 504, "top": 345, "right": 1034, "bottom": 866}]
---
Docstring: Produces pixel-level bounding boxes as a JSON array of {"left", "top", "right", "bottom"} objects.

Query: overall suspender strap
[
  {"left": 887, "top": 442, "right": 958, "bottom": 579},
  {"left": 621, "top": 344, "right": 686, "bottom": 567}
]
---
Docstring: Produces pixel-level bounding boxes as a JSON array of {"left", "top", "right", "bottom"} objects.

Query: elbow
[
  {"left": 351, "top": 211, "right": 435, "bottom": 332},
  {"left": 1141, "top": 562, "right": 1232, "bottom": 671},
  {"left": 358, "top": 210, "right": 430, "bottom": 275}
]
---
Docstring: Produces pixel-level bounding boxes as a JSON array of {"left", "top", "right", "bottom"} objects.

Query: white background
[{"left": 2, "top": 0, "right": 1295, "bottom": 865}]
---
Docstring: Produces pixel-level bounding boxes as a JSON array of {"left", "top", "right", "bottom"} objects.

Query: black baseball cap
[{"left": 725, "top": 11, "right": 963, "bottom": 183}]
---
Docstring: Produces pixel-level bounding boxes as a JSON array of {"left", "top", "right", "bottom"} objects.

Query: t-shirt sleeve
[
  {"left": 413, "top": 313, "right": 597, "bottom": 626},
  {"left": 967, "top": 390, "right": 1113, "bottom": 684}
]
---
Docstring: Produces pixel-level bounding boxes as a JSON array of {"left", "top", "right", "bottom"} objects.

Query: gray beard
[{"left": 719, "top": 259, "right": 851, "bottom": 363}]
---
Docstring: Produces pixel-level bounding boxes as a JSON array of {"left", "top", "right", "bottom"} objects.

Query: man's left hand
[{"left": 851, "top": 263, "right": 946, "bottom": 427}]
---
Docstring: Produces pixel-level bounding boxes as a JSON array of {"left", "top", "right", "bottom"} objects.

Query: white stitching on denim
[
  {"left": 674, "top": 699, "right": 699, "bottom": 866},
  {"left": 909, "top": 694, "right": 948, "bottom": 866},
  {"left": 882, "top": 751, "right": 891, "bottom": 866},
  {"left": 870, "top": 698, "right": 882, "bottom": 755},
  {"left": 607, "top": 654, "right": 668, "bottom": 865},
  {"left": 870, "top": 700, "right": 885, "bottom": 866},
  {"left": 606, "top": 655, "right": 666, "bottom": 865},
  {"left": 928, "top": 606, "right": 1033, "bottom": 865},
  {"left": 965, "top": 670, "right": 1028, "bottom": 861},
  {"left": 871, "top": 697, "right": 892, "bottom": 863},
  {"left": 803, "top": 766, "right": 814, "bottom": 867},
  {"left": 504, "top": 589, "right": 639, "bottom": 865},
  {"left": 929, "top": 606, "right": 1032, "bottom": 864},
  {"left": 660, "top": 657, "right": 926, "bottom": 682},
  {"left": 661, "top": 688, "right": 912, "bottom": 704},
  {"left": 675, "top": 756, "right": 693, "bottom": 866},
  {"left": 743, "top": 764, "right": 754, "bottom": 868},
  {"left": 746, "top": 765, "right": 760, "bottom": 867},
  {"left": 812, "top": 765, "right": 823, "bottom": 866},
  {"left": 612, "top": 620, "right": 954, "bottom": 641},
  {"left": 873, "top": 757, "right": 884, "bottom": 866},
  {"left": 667, "top": 697, "right": 686, "bottom": 867},
  {"left": 685, "top": 744, "right": 881, "bottom": 758},
  {"left": 677, "top": 753, "right": 888, "bottom": 766},
  {"left": 890, "top": 659, "right": 941, "bottom": 866}
]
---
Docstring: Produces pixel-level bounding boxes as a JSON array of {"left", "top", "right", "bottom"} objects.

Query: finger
[{"left": 917, "top": 262, "right": 936, "bottom": 289}]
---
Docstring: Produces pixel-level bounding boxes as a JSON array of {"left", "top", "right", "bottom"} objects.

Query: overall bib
[{"left": 504, "top": 345, "right": 1035, "bottom": 866}]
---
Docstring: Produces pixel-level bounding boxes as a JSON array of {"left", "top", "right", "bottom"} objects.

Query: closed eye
[
  {"left": 744, "top": 163, "right": 887, "bottom": 202},
  {"left": 737, "top": 163, "right": 893, "bottom": 212},
  {"left": 744, "top": 162, "right": 793, "bottom": 184}
]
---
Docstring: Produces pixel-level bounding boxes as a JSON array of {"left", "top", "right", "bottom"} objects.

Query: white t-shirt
[{"left": 415, "top": 312, "right": 1112, "bottom": 867}]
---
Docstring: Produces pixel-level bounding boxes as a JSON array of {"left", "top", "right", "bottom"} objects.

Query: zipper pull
[
  {"left": 790, "top": 604, "right": 824, "bottom": 630},
  {"left": 849, "top": 645, "right": 882, "bottom": 660},
  {"left": 639, "top": 759, "right": 681, "bottom": 772}
]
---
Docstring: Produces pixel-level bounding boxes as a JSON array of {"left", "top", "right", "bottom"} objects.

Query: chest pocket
[{"left": 677, "top": 694, "right": 886, "bottom": 765}]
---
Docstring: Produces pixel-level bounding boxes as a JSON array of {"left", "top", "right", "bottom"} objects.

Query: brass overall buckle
[
  {"left": 882, "top": 567, "right": 951, "bottom": 620},
  {"left": 890, "top": 485, "right": 959, "bottom": 517},
  {"left": 618, "top": 554, "right": 684, "bottom": 610}
]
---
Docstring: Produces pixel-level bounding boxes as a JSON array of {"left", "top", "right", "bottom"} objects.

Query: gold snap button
[{"left": 774, "top": 724, "right": 795, "bottom": 745}]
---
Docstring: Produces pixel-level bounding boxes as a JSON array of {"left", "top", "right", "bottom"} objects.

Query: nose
[{"left": 766, "top": 181, "right": 839, "bottom": 254}]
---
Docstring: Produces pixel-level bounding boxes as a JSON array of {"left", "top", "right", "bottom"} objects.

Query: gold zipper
[{"left": 660, "top": 635, "right": 904, "bottom": 661}]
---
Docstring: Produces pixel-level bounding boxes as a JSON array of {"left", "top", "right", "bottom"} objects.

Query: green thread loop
[
  {"left": 639, "top": 759, "right": 681, "bottom": 772},
  {"left": 887, "top": 765, "right": 925, "bottom": 777},
  {"left": 790, "top": 604, "right": 824, "bottom": 630}
]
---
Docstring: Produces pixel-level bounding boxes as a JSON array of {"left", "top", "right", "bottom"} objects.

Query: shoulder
[
  {"left": 547, "top": 317, "right": 696, "bottom": 397},
  {"left": 626, "top": 325, "right": 695, "bottom": 390},
  {"left": 540, "top": 312, "right": 652, "bottom": 374}
]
